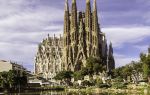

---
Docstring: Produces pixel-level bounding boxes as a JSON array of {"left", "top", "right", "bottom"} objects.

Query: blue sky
[{"left": 0, "top": 0, "right": 149, "bottom": 71}]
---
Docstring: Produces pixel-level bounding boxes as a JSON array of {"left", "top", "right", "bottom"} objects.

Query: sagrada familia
[{"left": 35, "top": 0, "right": 115, "bottom": 80}]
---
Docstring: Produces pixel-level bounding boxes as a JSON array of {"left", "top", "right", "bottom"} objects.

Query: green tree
[
  {"left": 54, "top": 71, "right": 73, "bottom": 80},
  {"left": 54, "top": 71, "right": 73, "bottom": 86},
  {"left": 73, "top": 67, "right": 88, "bottom": 80},
  {"left": 143, "top": 63, "right": 150, "bottom": 78},
  {"left": 86, "top": 56, "right": 103, "bottom": 76},
  {"left": 7, "top": 70, "right": 16, "bottom": 88},
  {"left": 81, "top": 67, "right": 88, "bottom": 76},
  {"left": 93, "top": 63, "right": 103, "bottom": 74},
  {"left": 86, "top": 57, "right": 95, "bottom": 76},
  {"left": 0, "top": 71, "right": 9, "bottom": 88},
  {"left": 73, "top": 70, "right": 83, "bottom": 80},
  {"left": 140, "top": 53, "right": 150, "bottom": 82},
  {"left": 0, "top": 70, "right": 27, "bottom": 89}
]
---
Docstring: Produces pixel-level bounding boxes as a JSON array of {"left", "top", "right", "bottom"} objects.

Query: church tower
[
  {"left": 108, "top": 42, "right": 115, "bottom": 72},
  {"left": 85, "top": 0, "right": 92, "bottom": 57},
  {"left": 71, "top": 0, "right": 78, "bottom": 67},
  {"left": 148, "top": 46, "right": 150, "bottom": 55},
  {"left": 92, "top": 0, "right": 100, "bottom": 57},
  {"left": 63, "top": 0, "right": 115, "bottom": 72},
  {"left": 63, "top": 0, "right": 70, "bottom": 70},
  {"left": 35, "top": 0, "right": 115, "bottom": 80}
]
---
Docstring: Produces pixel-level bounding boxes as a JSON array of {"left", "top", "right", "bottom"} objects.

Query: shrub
[
  {"left": 95, "top": 78, "right": 103, "bottom": 86},
  {"left": 113, "top": 77, "right": 123, "bottom": 82},
  {"left": 81, "top": 80, "right": 93, "bottom": 86},
  {"left": 112, "top": 82, "right": 127, "bottom": 89},
  {"left": 98, "top": 83, "right": 110, "bottom": 88}
]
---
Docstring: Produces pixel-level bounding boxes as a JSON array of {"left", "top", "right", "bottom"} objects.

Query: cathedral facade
[
  {"left": 63, "top": 0, "right": 115, "bottom": 71},
  {"left": 35, "top": 35, "right": 63, "bottom": 79},
  {"left": 35, "top": 0, "right": 115, "bottom": 80}
]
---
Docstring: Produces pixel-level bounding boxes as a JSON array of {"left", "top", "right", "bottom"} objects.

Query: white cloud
[
  {"left": 114, "top": 53, "right": 139, "bottom": 67},
  {"left": 0, "top": 0, "right": 64, "bottom": 71},
  {"left": 0, "top": 0, "right": 149, "bottom": 71},
  {"left": 0, "top": 42, "right": 36, "bottom": 64},
  {"left": 102, "top": 26, "right": 150, "bottom": 67},
  {"left": 102, "top": 26, "right": 150, "bottom": 48},
  {"left": 0, "top": 6, "right": 64, "bottom": 32},
  {"left": 134, "top": 45, "right": 149, "bottom": 53}
]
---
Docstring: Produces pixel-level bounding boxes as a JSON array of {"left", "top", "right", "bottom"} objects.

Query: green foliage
[
  {"left": 72, "top": 56, "right": 104, "bottom": 81},
  {"left": 81, "top": 67, "right": 88, "bottom": 76},
  {"left": 86, "top": 57, "right": 94, "bottom": 75},
  {"left": 132, "top": 61, "right": 143, "bottom": 72},
  {"left": 143, "top": 63, "right": 150, "bottom": 78},
  {"left": 74, "top": 70, "right": 83, "bottom": 80},
  {"left": 54, "top": 71, "right": 73, "bottom": 80},
  {"left": 0, "top": 70, "right": 27, "bottom": 89},
  {"left": 113, "top": 77, "right": 124, "bottom": 82},
  {"left": 81, "top": 80, "right": 93, "bottom": 86},
  {"left": 73, "top": 68, "right": 88, "bottom": 80},
  {"left": 86, "top": 56, "right": 104, "bottom": 75},
  {"left": 94, "top": 78, "right": 111, "bottom": 88},
  {"left": 112, "top": 82, "right": 127, "bottom": 89},
  {"left": 98, "top": 83, "right": 110, "bottom": 88},
  {"left": 122, "top": 65, "right": 133, "bottom": 79},
  {"left": 140, "top": 53, "right": 150, "bottom": 79},
  {"left": 140, "top": 53, "right": 147, "bottom": 62},
  {"left": 93, "top": 63, "right": 103, "bottom": 74},
  {"left": 95, "top": 78, "right": 103, "bottom": 86},
  {"left": 113, "top": 48, "right": 150, "bottom": 84},
  {"left": 113, "top": 61, "right": 142, "bottom": 80}
]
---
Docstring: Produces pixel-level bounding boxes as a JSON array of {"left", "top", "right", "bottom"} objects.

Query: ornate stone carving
[{"left": 35, "top": 35, "right": 63, "bottom": 80}]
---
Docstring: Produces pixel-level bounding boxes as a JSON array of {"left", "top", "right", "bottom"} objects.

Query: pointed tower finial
[
  {"left": 110, "top": 41, "right": 112, "bottom": 45},
  {"left": 54, "top": 34, "right": 55, "bottom": 38},
  {"left": 72, "top": 0, "right": 76, "bottom": 3},
  {"left": 71, "top": 0, "right": 77, "bottom": 31},
  {"left": 93, "top": 0, "right": 97, "bottom": 11},
  {"left": 60, "top": 34, "right": 62, "bottom": 38},
  {"left": 65, "top": 0, "right": 69, "bottom": 11},
  {"left": 148, "top": 45, "right": 150, "bottom": 55},
  {"left": 86, "top": 0, "right": 90, "bottom": 3},
  {"left": 109, "top": 41, "right": 113, "bottom": 54}
]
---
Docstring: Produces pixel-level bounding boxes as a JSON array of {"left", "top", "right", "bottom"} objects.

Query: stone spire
[
  {"left": 109, "top": 42, "right": 113, "bottom": 54},
  {"left": 92, "top": 0, "right": 100, "bottom": 56},
  {"left": 79, "top": 14, "right": 84, "bottom": 43},
  {"left": 93, "top": 0, "right": 97, "bottom": 11},
  {"left": 86, "top": 0, "right": 90, "bottom": 3},
  {"left": 72, "top": 0, "right": 76, "bottom": 3},
  {"left": 85, "top": 0, "right": 91, "bottom": 29},
  {"left": 108, "top": 42, "right": 115, "bottom": 72},
  {"left": 85, "top": 0, "right": 92, "bottom": 56},
  {"left": 65, "top": 0, "right": 69, "bottom": 11},
  {"left": 64, "top": 0, "right": 70, "bottom": 46},
  {"left": 148, "top": 46, "right": 150, "bottom": 55},
  {"left": 71, "top": 0, "right": 77, "bottom": 32},
  {"left": 71, "top": 0, "right": 78, "bottom": 66},
  {"left": 92, "top": 0, "right": 98, "bottom": 32},
  {"left": 85, "top": 0, "right": 92, "bottom": 30}
]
